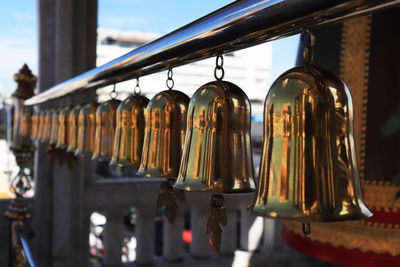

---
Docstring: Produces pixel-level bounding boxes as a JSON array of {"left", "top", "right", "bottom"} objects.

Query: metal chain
[
  {"left": 166, "top": 68, "right": 174, "bottom": 90},
  {"left": 301, "top": 29, "right": 315, "bottom": 65},
  {"left": 302, "top": 222, "right": 311, "bottom": 237},
  {"left": 109, "top": 84, "right": 118, "bottom": 99},
  {"left": 214, "top": 54, "right": 225, "bottom": 81},
  {"left": 134, "top": 78, "right": 141, "bottom": 95}
]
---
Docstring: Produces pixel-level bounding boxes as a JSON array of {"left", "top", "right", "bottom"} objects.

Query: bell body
[
  {"left": 38, "top": 110, "right": 46, "bottom": 141},
  {"left": 49, "top": 109, "right": 60, "bottom": 145},
  {"left": 174, "top": 81, "right": 255, "bottom": 194},
  {"left": 67, "top": 105, "right": 81, "bottom": 152},
  {"left": 111, "top": 95, "right": 149, "bottom": 166},
  {"left": 42, "top": 109, "right": 52, "bottom": 142},
  {"left": 137, "top": 90, "right": 189, "bottom": 178},
  {"left": 92, "top": 99, "right": 121, "bottom": 161},
  {"left": 19, "top": 110, "right": 32, "bottom": 137},
  {"left": 250, "top": 66, "right": 372, "bottom": 222},
  {"left": 56, "top": 107, "right": 70, "bottom": 149},
  {"left": 31, "top": 110, "right": 39, "bottom": 139},
  {"left": 75, "top": 102, "right": 98, "bottom": 157}
]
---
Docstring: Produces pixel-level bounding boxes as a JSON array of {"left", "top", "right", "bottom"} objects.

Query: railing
[
  {"left": 24, "top": 0, "right": 400, "bottom": 105},
  {"left": 16, "top": 226, "right": 37, "bottom": 267}
]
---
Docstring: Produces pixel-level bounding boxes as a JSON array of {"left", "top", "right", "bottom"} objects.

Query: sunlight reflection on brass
[
  {"left": 49, "top": 109, "right": 60, "bottom": 145},
  {"left": 249, "top": 66, "right": 372, "bottom": 222},
  {"left": 43, "top": 109, "right": 53, "bottom": 142},
  {"left": 174, "top": 80, "right": 255, "bottom": 194},
  {"left": 137, "top": 90, "right": 189, "bottom": 179},
  {"left": 56, "top": 107, "right": 70, "bottom": 149},
  {"left": 111, "top": 95, "right": 149, "bottom": 166},
  {"left": 92, "top": 99, "right": 121, "bottom": 161},
  {"left": 30, "top": 110, "right": 39, "bottom": 139}
]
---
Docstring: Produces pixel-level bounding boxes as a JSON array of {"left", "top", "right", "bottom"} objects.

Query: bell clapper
[
  {"left": 156, "top": 180, "right": 186, "bottom": 224},
  {"left": 302, "top": 222, "right": 311, "bottom": 237},
  {"left": 206, "top": 194, "right": 227, "bottom": 253}
]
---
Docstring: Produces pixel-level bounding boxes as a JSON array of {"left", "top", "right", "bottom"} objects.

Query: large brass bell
[
  {"left": 66, "top": 105, "right": 81, "bottom": 152},
  {"left": 56, "top": 107, "right": 70, "bottom": 149},
  {"left": 30, "top": 109, "right": 39, "bottom": 139},
  {"left": 49, "top": 109, "right": 60, "bottom": 145},
  {"left": 174, "top": 80, "right": 256, "bottom": 194},
  {"left": 111, "top": 94, "right": 149, "bottom": 166},
  {"left": 92, "top": 99, "right": 121, "bottom": 161},
  {"left": 249, "top": 65, "right": 372, "bottom": 222},
  {"left": 137, "top": 89, "right": 189, "bottom": 178},
  {"left": 75, "top": 102, "right": 98, "bottom": 156}
]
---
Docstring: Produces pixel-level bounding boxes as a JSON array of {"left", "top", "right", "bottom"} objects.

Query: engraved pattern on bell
[
  {"left": 56, "top": 107, "right": 70, "bottom": 149},
  {"left": 110, "top": 95, "right": 149, "bottom": 166},
  {"left": 49, "top": 109, "right": 60, "bottom": 145},
  {"left": 66, "top": 105, "right": 81, "bottom": 152},
  {"left": 249, "top": 65, "right": 372, "bottom": 222},
  {"left": 92, "top": 99, "right": 121, "bottom": 161},
  {"left": 137, "top": 90, "right": 189, "bottom": 178},
  {"left": 174, "top": 80, "right": 256, "bottom": 194},
  {"left": 75, "top": 102, "right": 98, "bottom": 157}
]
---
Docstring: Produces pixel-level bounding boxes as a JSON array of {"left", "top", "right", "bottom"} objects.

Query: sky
[{"left": 0, "top": 0, "right": 299, "bottom": 98}]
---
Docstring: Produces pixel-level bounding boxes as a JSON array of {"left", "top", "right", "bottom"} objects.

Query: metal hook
[
  {"left": 301, "top": 29, "right": 315, "bottom": 65},
  {"left": 110, "top": 84, "right": 118, "bottom": 99},
  {"left": 166, "top": 68, "right": 174, "bottom": 90},
  {"left": 214, "top": 54, "right": 225, "bottom": 81},
  {"left": 134, "top": 78, "right": 141, "bottom": 95}
]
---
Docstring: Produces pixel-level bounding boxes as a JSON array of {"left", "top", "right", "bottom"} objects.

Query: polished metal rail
[{"left": 25, "top": 0, "right": 400, "bottom": 105}]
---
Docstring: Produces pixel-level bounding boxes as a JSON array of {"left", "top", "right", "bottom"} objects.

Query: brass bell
[
  {"left": 110, "top": 95, "right": 149, "bottom": 166},
  {"left": 174, "top": 80, "right": 256, "bottom": 194},
  {"left": 249, "top": 65, "right": 372, "bottom": 222},
  {"left": 56, "top": 107, "right": 70, "bottom": 149},
  {"left": 31, "top": 109, "right": 39, "bottom": 139},
  {"left": 92, "top": 99, "right": 121, "bottom": 161},
  {"left": 38, "top": 110, "right": 46, "bottom": 141},
  {"left": 19, "top": 110, "right": 32, "bottom": 137},
  {"left": 137, "top": 90, "right": 189, "bottom": 178},
  {"left": 42, "top": 109, "right": 53, "bottom": 142},
  {"left": 66, "top": 105, "right": 81, "bottom": 152},
  {"left": 49, "top": 109, "right": 60, "bottom": 145},
  {"left": 75, "top": 102, "right": 98, "bottom": 157}
]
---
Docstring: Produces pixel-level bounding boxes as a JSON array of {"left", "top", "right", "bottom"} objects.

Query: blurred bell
[
  {"left": 137, "top": 90, "right": 189, "bottom": 178},
  {"left": 56, "top": 107, "right": 70, "bottom": 149},
  {"left": 19, "top": 110, "right": 32, "bottom": 137},
  {"left": 38, "top": 110, "right": 46, "bottom": 141},
  {"left": 92, "top": 99, "right": 121, "bottom": 161},
  {"left": 66, "top": 105, "right": 81, "bottom": 152},
  {"left": 43, "top": 109, "right": 53, "bottom": 142},
  {"left": 31, "top": 109, "right": 39, "bottom": 139},
  {"left": 249, "top": 65, "right": 372, "bottom": 222},
  {"left": 75, "top": 102, "right": 98, "bottom": 157},
  {"left": 49, "top": 109, "right": 60, "bottom": 145},
  {"left": 110, "top": 95, "right": 149, "bottom": 166},
  {"left": 174, "top": 81, "right": 256, "bottom": 194}
]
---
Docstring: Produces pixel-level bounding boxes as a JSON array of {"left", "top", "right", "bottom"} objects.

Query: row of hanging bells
[{"left": 23, "top": 29, "right": 372, "bottom": 248}]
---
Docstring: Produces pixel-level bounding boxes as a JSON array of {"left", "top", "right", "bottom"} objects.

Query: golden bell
[
  {"left": 174, "top": 81, "right": 256, "bottom": 194},
  {"left": 38, "top": 110, "right": 46, "bottom": 141},
  {"left": 66, "top": 105, "right": 81, "bottom": 152},
  {"left": 19, "top": 110, "right": 32, "bottom": 137},
  {"left": 92, "top": 99, "right": 121, "bottom": 161},
  {"left": 110, "top": 95, "right": 149, "bottom": 166},
  {"left": 42, "top": 109, "right": 53, "bottom": 142},
  {"left": 137, "top": 90, "right": 189, "bottom": 178},
  {"left": 49, "top": 109, "right": 60, "bottom": 145},
  {"left": 56, "top": 107, "right": 70, "bottom": 149},
  {"left": 249, "top": 65, "right": 372, "bottom": 222},
  {"left": 31, "top": 109, "right": 39, "bottom": 139},
  {"left": 75, "top": 102, "right": 98, "bottom": 157}
]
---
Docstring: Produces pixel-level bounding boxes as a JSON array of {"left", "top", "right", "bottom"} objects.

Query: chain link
[
  {"left": 166, "top": 68, "right": 174, "bottom": 90},
  {"left": 214, "top": 54, "right": 225, "bottom": 80},
  {"left": 109, "top": 84, "right": 118, "bottom": 99},
  {"left": 134, "top": 78, "right": 141, "bottom": 95},
  {"left": 301, "top": 29, "right": 315, "bottom": 65}
]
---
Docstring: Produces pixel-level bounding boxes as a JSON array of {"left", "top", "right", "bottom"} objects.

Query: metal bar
[{"left": 25, "top": 0, "right": 400, "bottom": 105}]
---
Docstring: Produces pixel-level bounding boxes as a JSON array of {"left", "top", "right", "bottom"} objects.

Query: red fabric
[
  {"left": 366, "top": 210, "right": 400, "bottom": 224},
  {"left": 281, "top": 225, "right": 400, "bottom": 267}
]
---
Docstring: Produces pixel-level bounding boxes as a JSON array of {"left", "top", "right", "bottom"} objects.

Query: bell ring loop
[
  {"left": 166, "top": 68, "right": 174, "bottom": 90},
  {"left": 301, "top": 29, "right": 315, "bottom": 65},
  {"left": 134, "top": 78, "right": 141, "bottom": 95},
  {"left": 214, "top": 66, "right": 225, "bottom": 81}
]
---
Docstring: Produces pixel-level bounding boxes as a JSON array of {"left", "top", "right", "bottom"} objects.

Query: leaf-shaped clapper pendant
[
  {"left": 206, "top": 194, "right": 227, "bottom": 253},
  {"left": 157, "top": 180, "right": 186, "bottom": 224}
]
